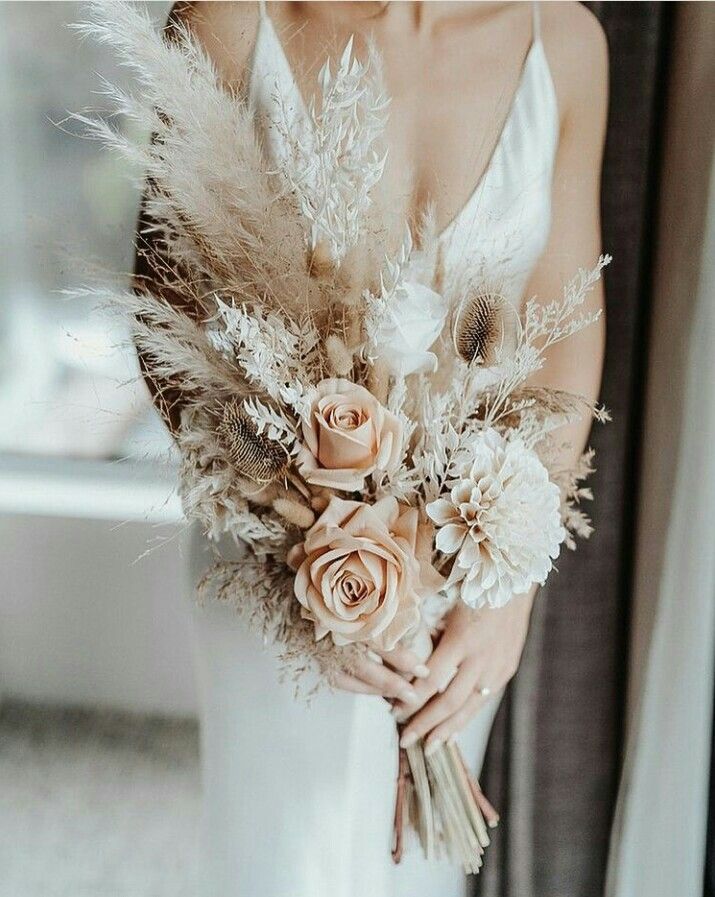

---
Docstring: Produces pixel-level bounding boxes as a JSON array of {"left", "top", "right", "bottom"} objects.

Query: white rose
[{"left": 372, "top": 281, "right": 447, "bottom": 376}]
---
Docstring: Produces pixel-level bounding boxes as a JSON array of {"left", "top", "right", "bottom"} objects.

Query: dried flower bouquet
[{"left": 76, "top": 2, "right": 608, "bottom": 873}]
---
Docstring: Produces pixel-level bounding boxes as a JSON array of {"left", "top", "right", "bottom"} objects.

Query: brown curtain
[{"left": 473, "top": 4, "right": 671, "bottom": 896}]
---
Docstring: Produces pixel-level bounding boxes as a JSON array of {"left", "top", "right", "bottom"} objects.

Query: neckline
[
  {"left": 436, "top": 38, "right": 543, "bottom": 239},
  {"left": 254, "top": 9, "right": 546, "bottom": 241}
]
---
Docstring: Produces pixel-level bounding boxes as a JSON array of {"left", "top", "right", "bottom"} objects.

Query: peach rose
[
  {"left": 287, "top": 495, "right": 444, "bottom": 651},
  {"left": 297, "top": 379, "right": 403, "bottom": 492}
]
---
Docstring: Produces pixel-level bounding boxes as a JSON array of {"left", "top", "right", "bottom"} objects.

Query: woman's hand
[
  {"left": 333, "top": 644, "right": 430, "bottom": 706},
  {"left": 395, "top": 589, "right": 536, "bottom": 752}
]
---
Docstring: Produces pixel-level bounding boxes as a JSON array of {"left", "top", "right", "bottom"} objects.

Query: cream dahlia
[{"left": 426, "top": 429, "right": 565, "bottom": 609}]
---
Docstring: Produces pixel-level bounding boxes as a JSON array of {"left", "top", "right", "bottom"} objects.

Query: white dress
[{"left": 191, "top": 4, "right": 559, "bottom": 895}]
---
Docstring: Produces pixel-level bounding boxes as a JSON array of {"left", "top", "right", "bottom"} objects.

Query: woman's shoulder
[
  {"left": 541, "top": 2, "right": 608, "bottom": 63},
  {"left": 540, "top": 2, "right": 609, "bottom": 124},
  {"left": 167, "top": 1, "right": 261, "bottom": 87}
]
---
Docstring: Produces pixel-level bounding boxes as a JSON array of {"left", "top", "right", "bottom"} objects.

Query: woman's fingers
[
  {"left": 332, "top": 671, "right": 384, "bottom": 696},
  {"left": 398, "top": 667, "right": 475, "bottom": 748},
  {"left": 349, "top": 657, "right": 420, "bottom": 703},
  {"left": 391, "top": 638, "right": 463, "bottom": 720},
  {"left": 374, "top": 645, "right": 430, "bottom": 679},
  {"left": 423, "top": 689, "right": 488, "bottom": 752}
]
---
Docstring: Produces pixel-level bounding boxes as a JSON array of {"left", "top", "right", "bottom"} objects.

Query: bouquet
[{"left": 76, "top": 3, "right": 608, "bottom": 873}]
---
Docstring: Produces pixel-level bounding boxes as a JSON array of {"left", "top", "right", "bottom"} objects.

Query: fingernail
[
  {"left": 391, "top": 706, "right": 409, "bottom": 723},
  {"left": 399, "top": 686, "right": 418, "bottom": 704},
  {"left": 413, "top": 664, "right": 430, "bottom": 679},
  {"left": 400, "top": 731, "right": 418, "bottom": 749},
  {"left": 438, "top": 667, "right": 458, "bottom": 694},
  {"left": 424, "top": 738, "right": 443, "bottom": 757}
]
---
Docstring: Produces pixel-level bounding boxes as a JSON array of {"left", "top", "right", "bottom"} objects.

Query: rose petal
[{"left": 316, "top": 414, "right": 375, "bottom": 469}]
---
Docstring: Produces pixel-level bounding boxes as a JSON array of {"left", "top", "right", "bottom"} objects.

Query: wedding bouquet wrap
[{"left": 77, "top": 3, "right": 608, "bottom": 873}]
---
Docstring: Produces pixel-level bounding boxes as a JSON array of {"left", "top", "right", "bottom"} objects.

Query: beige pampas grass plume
[
  {"left": 272, "top": 497, "right": 316, "bottom": 529},
  {"left": 308, "top": 240, "right": 337, "bottom": 279},
  {"left": 453, "top": 292, "right": 518, "bottom": 366},
  {"left": 217, "top": 400, "right": 289, "bottom": 484},
  {"left": 325, "top": 334, "right": 353, "bottom": 377}
]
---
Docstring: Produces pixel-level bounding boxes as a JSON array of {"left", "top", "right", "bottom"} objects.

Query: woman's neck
[{"left": 299, "top": 2, "right": 514, "bottom": 35}]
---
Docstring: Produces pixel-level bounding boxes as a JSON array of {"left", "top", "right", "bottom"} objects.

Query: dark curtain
[
  {"left": 473, "top": 4, "right": 671, "bottom": 896},
  {"left": 707, "top": 675, "right": 715, "bottom": 897}
]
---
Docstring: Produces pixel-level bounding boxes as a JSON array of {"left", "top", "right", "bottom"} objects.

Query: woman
[{"left": 136, "top": 2, "right": 607, "bottom": 893}]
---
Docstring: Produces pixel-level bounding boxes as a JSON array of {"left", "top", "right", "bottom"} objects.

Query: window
[{"left": 0, "top": 1, "right": 174, "bottom": 464}]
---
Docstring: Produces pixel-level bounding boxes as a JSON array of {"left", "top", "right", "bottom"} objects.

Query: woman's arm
[{"left": 396, "top": 3, "right": 609, "bottom": 750}]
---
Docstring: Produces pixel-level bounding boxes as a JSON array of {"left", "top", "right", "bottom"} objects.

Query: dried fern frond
[
  {"left": 487, "top": 386, "right": 591, "bottom": 429},
  {"left": 550, "top": 448, "right": 598, "bottom": 549}
]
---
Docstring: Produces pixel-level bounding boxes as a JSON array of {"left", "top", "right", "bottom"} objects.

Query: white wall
[{"left": 0, "top": 503, "right": 198, "bottom": 717}]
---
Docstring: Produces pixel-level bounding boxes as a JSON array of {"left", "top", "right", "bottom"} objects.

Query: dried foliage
[
  {"left": 77, "top": 2, "right": 612, "bottom": 869},
  {"left": 77, "top": 0, "right": 608, "bottom": 682}
]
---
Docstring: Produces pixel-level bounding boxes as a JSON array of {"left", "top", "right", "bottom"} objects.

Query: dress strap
[
  {"left": 257, "top": 0, "right": 268, "bottom": 20},
  {"left": 531, "top": 1, "right": 541, "bottom": 43}
]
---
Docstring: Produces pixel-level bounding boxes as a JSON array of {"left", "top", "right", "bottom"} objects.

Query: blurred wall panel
[{"left": 0, "top": 513, "right": 196, "bottom": 715}]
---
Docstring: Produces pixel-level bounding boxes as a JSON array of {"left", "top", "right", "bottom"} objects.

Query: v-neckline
[{"left": 254, "top": 11, "right": 541, "bottom": 241}]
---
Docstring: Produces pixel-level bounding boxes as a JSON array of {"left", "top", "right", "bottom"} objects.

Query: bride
[{"left": 135, "top": 1, "right": 607, "bottom": 893}]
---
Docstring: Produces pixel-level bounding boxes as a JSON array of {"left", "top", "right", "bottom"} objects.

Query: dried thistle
[
  {"left": 453, "top": 291, "right": 518, "bottom": 365},
  {"left": 217, "top": 400, "right": 290, "bottom": 484}
]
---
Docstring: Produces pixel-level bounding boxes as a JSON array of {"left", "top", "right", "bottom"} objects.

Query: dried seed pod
[
  {"left": 454, "top": 292, "right": 518, "bottom": 365},
  {"left": 217, "top": 400, "right": 289, "bottom": 484}
]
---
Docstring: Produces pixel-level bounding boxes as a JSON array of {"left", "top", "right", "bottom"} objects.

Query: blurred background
[
  {"left": 0, "top": 4, "right": 199, "bottom": 892},
  {"left": 0, "top": 0, "right": 198, "bottom": 713},
  {"left": 0, "top": 3, "right": 713, "bottom": 897}
]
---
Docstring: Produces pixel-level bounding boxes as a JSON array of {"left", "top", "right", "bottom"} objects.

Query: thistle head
[
  {"left": 217, "top": 400, "right": 290, "bottom": 484},
  {"left": 453, "top": 291, "right": 518, "bottom": 365}
]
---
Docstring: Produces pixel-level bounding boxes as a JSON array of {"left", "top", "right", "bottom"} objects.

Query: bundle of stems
[{"left": 393, "top": 738, "right": 499, "bottom": 873}]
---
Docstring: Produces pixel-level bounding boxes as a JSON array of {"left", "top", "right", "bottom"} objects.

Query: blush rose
[
  {"left": 297, "top": 378, "right": 403, "bottom": 492},
  {"left": 287, "top": 496, "right": 444, "bottom": 651}
]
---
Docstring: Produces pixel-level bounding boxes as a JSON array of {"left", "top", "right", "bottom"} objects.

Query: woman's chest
[
  {"left": 282, "top": 20, "right": 534, "bottom": 237},
  {"left": 253, "top": 8, "right": 559, "bottom": 303}
]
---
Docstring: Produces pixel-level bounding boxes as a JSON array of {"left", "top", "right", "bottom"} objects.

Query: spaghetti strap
[
  {"left": 532, "top": 0, "right": 541, "bottom": 42},
  {"left": 257, "top": 0, "right": 267, "bottom": 20}
]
